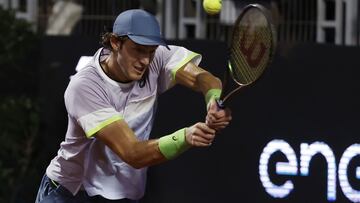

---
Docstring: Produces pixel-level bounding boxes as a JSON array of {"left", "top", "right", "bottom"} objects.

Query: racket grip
[{"left": 216, "top": 99, "right": 225, "bottom": 109}]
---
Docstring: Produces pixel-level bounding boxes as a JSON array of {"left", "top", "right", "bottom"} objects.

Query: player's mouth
[{"left": 133, "top": 66, "right": 145, "bottom": 74}]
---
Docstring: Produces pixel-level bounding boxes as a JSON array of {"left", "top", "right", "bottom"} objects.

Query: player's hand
[
  {"left": 206, "top": 99, "right": 232, "bottom": 131},
  {"left": 185, "top": 122, "right": 216, "bottom": 147}
]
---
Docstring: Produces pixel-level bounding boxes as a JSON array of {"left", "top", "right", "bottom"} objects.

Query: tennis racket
[{"left": 217, "top": 4, "right": 277, "bottom": 108}]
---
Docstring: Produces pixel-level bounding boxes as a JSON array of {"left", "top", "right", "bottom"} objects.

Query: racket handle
[{"left": 216, "top": 99, "right": 225, "bottom": 109}]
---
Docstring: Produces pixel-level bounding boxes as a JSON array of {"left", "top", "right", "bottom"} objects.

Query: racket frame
[{"left": 218, "top": 3, "right": 277, "bottom": 107}]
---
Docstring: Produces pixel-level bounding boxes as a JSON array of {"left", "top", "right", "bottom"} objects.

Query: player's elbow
[
  {"left": 127, "top": 161, "right": 144, "bottom": 169},
  {"left": 121, "top": 152, "right": 146, "bottom": 169},
  {"left": 199, "top": 72, "right": 222, "bottom": 85},
  {"left": 216, "top": 77, "right": 222, "bottom": 85}
]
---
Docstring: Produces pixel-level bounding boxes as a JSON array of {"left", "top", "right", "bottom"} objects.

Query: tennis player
[{"left": 35, "top": 9, "right": 231, "bottom": 203}]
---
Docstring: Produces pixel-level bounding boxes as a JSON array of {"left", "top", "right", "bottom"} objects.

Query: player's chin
[{"left": 129, "top": 71, "right": 145, "bottom": 81}]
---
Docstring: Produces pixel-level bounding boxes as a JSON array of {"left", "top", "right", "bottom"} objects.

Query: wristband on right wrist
[{"left": 158, "top": 128, "right": 190, "bottom": 160}]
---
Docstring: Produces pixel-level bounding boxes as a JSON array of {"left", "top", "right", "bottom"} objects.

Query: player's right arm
[
  {"left": 65, "top": 75, "right": 215, "bottom": 169},
  {"left": 95, "top": 119, "right": 215, "bottom": 169}
]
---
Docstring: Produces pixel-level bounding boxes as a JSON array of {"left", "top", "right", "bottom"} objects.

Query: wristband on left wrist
[{"left": 205, "top": 88, "right": 222, "bottom": 108}]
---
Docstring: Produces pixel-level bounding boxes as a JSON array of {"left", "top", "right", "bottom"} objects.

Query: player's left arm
[{"left": 175, "top": 62, "right": 232, "bottom": 131}]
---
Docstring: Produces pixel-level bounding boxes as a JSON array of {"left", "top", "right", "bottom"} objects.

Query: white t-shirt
[{"left": 46, "top": 45, "right": 201, "bottom": 200}]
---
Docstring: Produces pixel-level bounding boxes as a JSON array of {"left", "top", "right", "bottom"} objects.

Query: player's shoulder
[
  {"left": 67, "top": 66, "right": 104, "bottom": 95},
  {"left": 153, "top": 45, "right": 190, "bottom": 64},
  {"left": 155, "top": 45, "right": 184, "bottom": 54}
]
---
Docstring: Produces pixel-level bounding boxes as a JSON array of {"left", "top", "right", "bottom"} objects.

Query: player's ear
[{"left": 110, "top": 35, "right": 120, "bottom": 51}]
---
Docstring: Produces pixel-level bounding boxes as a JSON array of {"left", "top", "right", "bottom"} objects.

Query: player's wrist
[
  {"left": 205, "top": 88, "right": 222, "bottom": 110},
  {"left": 158, "top": 128, "right": 190, "bottom": 160}
]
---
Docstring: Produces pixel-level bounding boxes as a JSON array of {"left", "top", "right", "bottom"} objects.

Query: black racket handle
[{"left": 216, "top": 99, "right": 225, "bottom": 109}]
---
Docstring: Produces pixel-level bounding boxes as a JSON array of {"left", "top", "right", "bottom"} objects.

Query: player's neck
[{"left": 101, "top": 57, "right": 128, "bottom": 83}]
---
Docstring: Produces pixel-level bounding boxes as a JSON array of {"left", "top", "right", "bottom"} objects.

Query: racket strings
[
  {"left": 231, "top": 32, "right": 268, "bottom": 84},
  {"left": 231, "top": 45, "right": 256, "bottom": 84},
  {"left": 231, "top": 27, "right": 257, "bottom": 83},
  {"left": 230, "top": 13, "right": 273, "bottom": 85}
]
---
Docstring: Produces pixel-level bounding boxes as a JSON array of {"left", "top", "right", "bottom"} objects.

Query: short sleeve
[
  {"left": 153, "top": 45, "right": 202, "bottom": 93},
  {"left": 65, "top": 77, "right": 122, "bottom": 138}
]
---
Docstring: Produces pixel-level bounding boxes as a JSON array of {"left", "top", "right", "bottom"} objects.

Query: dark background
[{"left": 37, "top": 37, "right": 360, "bottom": 203}]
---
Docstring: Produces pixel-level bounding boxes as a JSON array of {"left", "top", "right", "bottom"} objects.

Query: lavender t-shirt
[{"left": 46, "top": 46, "right": 201, "bottom": 200}]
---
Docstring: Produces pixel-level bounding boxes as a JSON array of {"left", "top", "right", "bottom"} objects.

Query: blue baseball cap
[{"left": 113, "top": 9, "right": 169, "bottom": 49}]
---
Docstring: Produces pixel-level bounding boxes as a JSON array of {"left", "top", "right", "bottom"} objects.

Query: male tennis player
[{"left": 35, "top": 9, "right": 231, "bottom": 203}]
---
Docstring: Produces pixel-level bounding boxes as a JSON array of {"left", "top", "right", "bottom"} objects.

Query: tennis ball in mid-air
[{"left": 203, "top": 0, "right": 222, "bottom": 15}]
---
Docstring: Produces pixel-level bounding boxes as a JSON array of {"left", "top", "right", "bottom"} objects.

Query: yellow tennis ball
[{"left": 203, "top": 0, "right": 222, "bottom": 15}]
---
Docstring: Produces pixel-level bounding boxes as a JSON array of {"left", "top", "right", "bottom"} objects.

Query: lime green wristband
[
  {"left": 158, "top": 128, "right": 190, "bottom": 160},
  {"left": 205, "top": 88, "right": 222, "bottom": 106}
]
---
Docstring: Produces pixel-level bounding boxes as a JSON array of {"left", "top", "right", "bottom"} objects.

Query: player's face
[{"left": 116, "top": 39, "right": 157, "bottom": 82}]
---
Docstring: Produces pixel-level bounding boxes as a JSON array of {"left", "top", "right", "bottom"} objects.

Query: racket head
[{"left": 228, "top": 4, "right": 276, "bottom": 88}]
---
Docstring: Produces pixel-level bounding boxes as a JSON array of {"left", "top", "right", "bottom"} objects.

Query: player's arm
[
  {"left": 175, "top": 62, "right": 232, "bottom": 130},
  {"left": 95, "top": 119, "right": 215, "bottom": 169},
  {"left": 175, "top": 62, "right": 222, "bottom": 99}
]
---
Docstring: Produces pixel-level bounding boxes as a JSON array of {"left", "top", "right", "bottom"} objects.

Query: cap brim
[{"left": 128, "top": 35, "right": 170, "bottom": 50}]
